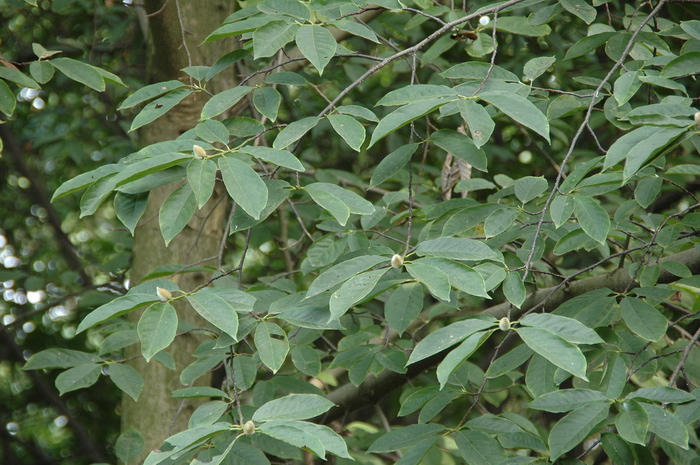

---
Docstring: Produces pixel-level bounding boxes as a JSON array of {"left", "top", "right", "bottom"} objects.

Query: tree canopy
[{"left": 2, "top": 0, "right": 700, "bottom": 464}]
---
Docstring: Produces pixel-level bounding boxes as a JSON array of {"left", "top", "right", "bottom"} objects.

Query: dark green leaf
[
  {"left": 515, "top": 327, "right": 588, "bottom": 380},
  {"left": 296, "top": 25, "right": 337, "bottom": 75},
  {"left": 477, "top": 91, "right": 550, "bottom": 142},
  {"left": 620, "top": 297, "right": 667, "bottom": 342},
  {"left": 218, "top": 156, "right": 268, "bottom": 219},
  {"left": 369, "top": 143, "right": 418, "bottom": 188},
  {"left": 548, "top": 404, "right": 609, "bottom": 460},
  {"left": 201, "top": 87, "right": 253, "bottom": 120},
  {"left": 407, "top": 317, "right": 497, "bottom": 365}
]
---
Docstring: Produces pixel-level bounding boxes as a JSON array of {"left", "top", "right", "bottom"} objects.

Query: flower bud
[
  {"left": 242, "top": 420, "right": 255, "bottom": 436},
  {"left": 391, "top": 254, "right": 404, "bottom": 268},
  {"left": 498, "top": 317, "right": 511, "bottom": 331},
  {"left": 695, "top": 112, "right": 700, "bottom": 125},
  {"left": 156, "top": 287, "right": 172, "bottom": 302},
  {"left": 193, "top": 144, "right": 207, "bottom": 160}
]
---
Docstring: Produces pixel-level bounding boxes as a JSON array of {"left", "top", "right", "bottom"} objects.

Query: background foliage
[{"left": 2, "top": 0, "right": 700, "bottom": 464}]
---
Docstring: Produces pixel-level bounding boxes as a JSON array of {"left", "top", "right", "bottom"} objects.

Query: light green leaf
[
  {"left": 523, "top": 56, "right": 556, "bottom": 82},
  {"left": 138, "top": 302, "right": 178, "bottom": 362},
  {"left": 529, "top": 389, "right": 609, "bottom": 413},
  {"left": 477, "top": 91, "right": 550, "bottom": 142},
  {"left": 514, "top": 176, "right": 548, "bottom": 203},
  {"left": 253, "top": 86, "right": 281, "bottom": 122},
  {"left": 516, "top": 327, "right": 589, "bottom": 380},
  {"left": 159, "top": 183, "right": 196, "bottom": 246},
  {"left": 368, "top": 98, "right": 451, "bottom": 148},
  {"left": 458, "top": 99, "right": 495, "bottom": 149},
  {"left": 406, "top": 262, "right": 451, "bottom": 301},
  {"left": 615, "top": 400, "right": 649, "bottom": 445},
  {"left": 201, "top": 86, "right": 253, "bottom": 120},
  {"left": 368, "top": 424, "right": 445, "bottom": 453},
  {"left": 306, "top": 182, "right": 374, "bottom": 226},
  {"left": 329, "top": 268, "right": 388, "bottom": 321},
  {"left": 437, "top": 331, "right": 491, "bottom": 389},
  {"left": 415, "top": 237, "right": 500, "bottom": 262},
  {"left": 574, "top": 195, "right": 610, "bottom": 244},
  {"left": 502, "top": 272, "right": 526, "bottom": 308},
  {"left": 560, "top": 0, "right": 597, "bottom": 24},
  {"left": 119, "top": 80, "right": 186, "bottom": 110},
  {"left": 259, "top": 420, "right": 351, "bottom": 459},
  {"left": 548, "top": 404, "right": 609, "bottom": 460},
  {"left": 296, "top": 25, "right": 337, "bottom": 75},
  {"left": 291, "top": 346, "right": 321, "bottom": 377},
  {"left": 55, "top": 363, "right": 102, "bottom": 395},
  {"left": 51, "top": 57, "right": 105, "bottom": 91},
  {"left": 130, "top": 89, "right": 193, "bottom": 132},
  {"left": 626, "top": 386, "right": 695, "bottom": 404},
  {"left": 76, "top": 291, "right": 164, "bottom": 333},
  {"left": 455, "top": 430, "right": 507, "bottom": 465},
  {"left": 336, "top": 104, "right": 378, "bottom": 122},
  {"left": 407, "top": 317, "right": 497, "bottom": 365},
  {"left": 187, "top": 158, "right": 217, "bottom": 208},
  {"left": 306, "top": 255, "right": 387, "bottom": 298},
  {"left": 0, "top": 67, "right": 39, "bottom": 88},
  {"left": 369, "top": 143, "right": 418, "bottom": 188},
  {"left": 519, "top": 313, "right": 604, "bottom": 344},
  {"left": 241, "top": 146, "right": 304, "bottom": 171},
  {"left": 109, "top": 363, "right": 143, "bottom": 401},
  {"left": 660, "top": 51, "right": 700, "bottom": 78},
  {"left": 115, "top": 428, "right": 144, "bottom": 465},
  {"left": 432, "top": 129, "right": 487, "bottom": 172},
  {"left": 328, "top": 114, "right": 365, "bottom": 151},
  {"left": 253, "top": 394, "right": 335, "bottom": 421},
  {"left": 414, "top": 257, "right": 489, "bottom": 298},
  {"left": 620, "top": 297, "right": 667, "bottom": 342},
  {"left": 253, "top": 21, "right": 299, "bottom": 59},
  {"left": 642, "top": 403, "right": 688, "bottom": 449},
  {"left": 604, "top": 126, "right": 685, "bottom": 179},
  {"left": 495, "top": 16, "right": 551, "bottom": 36},
  {"left": 0, "top": 79, "right": 16, "bottom": 116},
  {"left": 188, "top": 401, "right": 228, "bottom": 428},
  {"left": 613, "top": 71, "right": 642, "bottom": 106},
  {"left": 254, "top": 322, "right": 289, "bottom": 373},
  {"left": 218, "top": 156, "right": 268, "bottom": 219},
  {"left": 24, "top": 349, "right": 100, "bottom": 370},
  {"left": 187, "top": 289, "right": 239, "bottom": 341},
  {"left": 273, "top": 116, "right": 320, "bottom": 149},
  {"left": 385, "top": 282, "right": 424, "bottom": 335},
  {"left": 114, "top": 192, "right": 148, "bottom": 235},
  {"left": 195, "top": 119, "right": 229, "bottom": 144}
]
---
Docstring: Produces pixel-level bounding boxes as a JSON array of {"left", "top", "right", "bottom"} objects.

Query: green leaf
[
  {"left": 455, "top": 430, "right": 507, "bottom": 465},
  {"left": 231, "top": 355, "right": 257, "bottom": 391},
  {"left": 254, "top": 322, "right": 289, "bottom": 373},
  {"left": 77, "top": 293, "right": 161, "bottom": 333},
  {"left": 574, "top": 195, "right": 610, "bottom": 244},
  {"left": 615, "top": 400, "right": 649, "bottom": 445},
  {"left": 115, "top": 428, "right": 145, "bottom": 465},
  {"left": 306, "top": 255, "right": 387, "bottom": 298},
  {"left": 560, "top": 0, "right": 597, "bottom": 24},
  {"left": 109, "top": 363, "right": 143, "bottom": 401},
  {"left": 172, "top": 387, "right": 229, "bottom": 398},
  {"left": 550, "top": 195, "right": 574, "bottom": 228},
  {"left": 502, "top": 272, "right": 526, "bottom": 308},
  {"left": 24, "top": 349, "right": 100, "bottom": 370},
  {"left": 159, "top": 183, "right": 196, "bottom": 246},
  {"left": 328, "top": 114, "right": 365, "bottom": 151},
  {"left": 613, "top": 71, "right": 642, "bottom": 106},
  {"left": 485, "top": 343, "right": 533, "bottom": 379},
  {"left": 620, "top": 297, "right": 667, "bottom": 342},
  {"left": 253, "top": 394, "right": 335, "bottom": 421},
  {"left": 129, "top": 89, "right": 193, "bottom": 132},
  {"left": 0, "top": 79, "right": 16, "bottom": 116},
  {"left": 241, "top": 146, "right": 304, "bottom": 171},
  {"left": 548, "top": 404, "right": 610, "bottom": 460},
  {"left": 0, "top": 67, "right": 39, "bottom": 88},
  {"left": 519, "top": 313, "right": 604, "bottom": 344},
  {"left": 368, "top": 98, "right": 451, "bottom": 148},
  {"left": 604, "top": 126, "right": 685, "bottom": 180},
  {"left": 523, "top": 56, "right": 556, "bottom": 82},
  {"left": 336, "top": 104, "right": 379, "bottom": 122},
  {"left": 195, "top": 119, "right": 229, "bottom": 144},
  {"left": 330, "top": 19, "right": 379, "bottom": 43},
  {"left": 529, "top": 389, "right": 609, "bottom": 413},
  {"left": 406, "top": 261, "right": 451, "bottom": 301},
  {"left": 253, "top": 21, "right": 299, "bottom": 59},
  {"left": 368, "top": 424, "right": 445, "bottom": 453},
  {"left": 415, "top": 237, "right": 500, "bottom": 262},
  {"left": 291, "top": 346, "right": 321, "bottom": 377},
  {"left": 258, "top": 420, "right": 351, "bottom": 459},
  {"left": 201, "top": 86, "right": 253, "bottom": 120},
  {"left": 329, "top": 268, "right": 388, "bottom": 321},
  {"left": 660, "top": 51, "right": 700, "bottom": 78},
  {"left": 515, "top": 327, "right": 589, "bottom": 380},
  {"left": 369, "top": 143, "right": 418, "bottom": 188},
  {"left": 253, "top": 86, "right": 281, "bottom": 122},
  {"left": 187, "top": 158, "right": 217, "bottom": 208},
  {"left": 137, "top": 302, "right": 178, "bottom": 362},
  {"left": 458, "top": 100, "right": 495, "bottom": 149},
  {"left": 436, "top": 331, "right": 491, "bottom": 389},
  {"left": 55, "top": 363, "right": 102, "bottom": 395},
  {"left": 119, "top": 80, "right": 186, "bottom": 110},
  {"left": 642, "top": 403, "right": 688, "bottom": 449},
  {"left": 296, "top": 25, "right": 337, "bottom": 75},
  {"left": 431, "top": 129, "right": 487, "bottom": 172},
  {"left": 258, "top": 0, "right": 310, "bottom": 20},
  {"left": 378, "top": 84, "right": 457, "bottom": 106},
  {"left": 634, "top": 176, "right": 662, "bottom": 208},
  {"left": 495, "top": 16, "right": 551, "bottom": 36},
  {"left": 484, "top": 207, "right": 519, "bottom": 238},
  {"left": 414, "top": 257, "right": 489, "bottom": 297},
  {"left": 477, "top": 91, "right": 550, "bottom": 142},
  {"left": 273, "top": 116, "right": 320, "bottom": 149},
  {"left": 514, "top": 176, "right": 548, "bottom": 203},
  {"left": 305, "top": 182, "right": 374, "bottom": 226},
  {"left": 189, "top": 401, "right": 228, "bottom": 428},
  {"left": 218, "top": 156, "right": 268, "bottom": 220},
  {"left": 407, "top": 317, "right": 497, "bottom": 365},
  {"left": 187, "top": 289, "right": 240, "bottom": 341},
  {"left": 385, "top": 282, "right": 424, "bottom": 335},
  {"left": 626, "top": 387, "right": 695, "bottom": 404},
  {"left": 51, "top": 57, "right": 105, "bottom": 91},
  {"left": 114, "top": 192, "right": 148, "bottom": 235}
]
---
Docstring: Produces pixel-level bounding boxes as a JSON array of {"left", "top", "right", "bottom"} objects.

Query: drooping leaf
[
  {"left": 573, "top": 195, "right": 610, "bottom": 244},
  {"left": 407, "top": 317, "right": 497, "bottom": 365},
  {"left": 328, "top": 114, "right": 365, "bottom": 151},
  {"left": 55, "top": 363, "right": 102, "bottom": 395},
  {"left": 187, "top": 289, "right": 240, "bottom": 341},
  {"left": 477, "top": 90, "right": 550, "bottom": 142},
  {"left": 620, "top": 297, "right": 667, "bottom": 342},
  {"left": 130, "top": 89, "right": 193, "bottom": 132},
  {"left": 329, "top": 268, "right": 388, "bottom": 321},
  {"left": 109, "top": 363, "right": 144, "bottom": 401},
  {"left": 385, "top": 282, "right": 425, "bottom": 335},
  {"left": 548, "top": 404, "right": 610, "bottom": 460},
  {"left": 200, "top": 86, "right": 253, "bottom": 120},
  {"left": 254, "top": 322, "right": 289, "bottom": 373},
  {"left": 296, "top": 25, "right": 337, "bottom": 75},
  {"left": 159, "top": 183, "right": 196, "bottom": 246},
  {"left": 368, "top": 98, "right": 451, "bottom": 148},
  {"left": 218, "top": 156, "right": 268, "bottom": 220},
  {"left": 137, "top": 302, "right": 178, "bottom": 362},
  {"left": 369, "top": 143, "right": 419, "bottom": 188}
]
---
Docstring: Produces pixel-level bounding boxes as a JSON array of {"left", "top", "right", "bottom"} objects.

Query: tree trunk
[{"left": 121, "top": 1, "right": 235, "bottom": 460}]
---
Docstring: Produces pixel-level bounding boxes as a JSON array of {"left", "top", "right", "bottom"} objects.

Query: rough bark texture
[{"left": 121, "top": 1, "right": 235, "bottom": 460}]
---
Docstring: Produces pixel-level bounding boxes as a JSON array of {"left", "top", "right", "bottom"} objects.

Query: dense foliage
[{"left": 3, "top": 0, "right": 700, "bottom": 464}]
